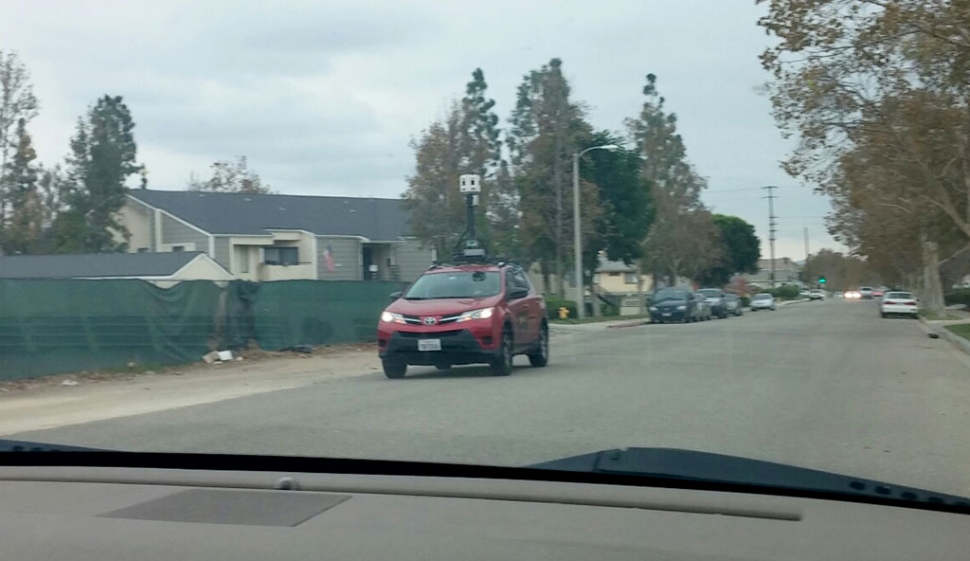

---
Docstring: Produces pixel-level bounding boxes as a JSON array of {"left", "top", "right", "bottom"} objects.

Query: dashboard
[{"left": 1, "top": 464, "right": 967, "bottom": 560}]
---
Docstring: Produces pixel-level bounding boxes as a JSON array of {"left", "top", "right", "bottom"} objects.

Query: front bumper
[
  {"left": 882, "top": 304, "right": 918, "bottom": 315},
  {"left": 378, "top": 329, "right": 500, "bottom": 365},
  {"left": 650, "top": 309, "right": 689, "bottom": 322}
]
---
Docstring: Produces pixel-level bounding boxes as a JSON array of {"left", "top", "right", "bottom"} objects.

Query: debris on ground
[
  {"left": 60, "top": 380, "right": 79, "bottom": 386},
  {"left": 928, "top": 333, "right": 940, "bottom": 339},
  {"left": 282, "top": 345, "right": 314, "bottom": 354}
]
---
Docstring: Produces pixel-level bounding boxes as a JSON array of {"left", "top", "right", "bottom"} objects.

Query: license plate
[
  {"left": 418, "top": 339, "right": 442, "bottom": 351},
  {"left": 662, "top": 312, "right": 672, "bottom": 317}
]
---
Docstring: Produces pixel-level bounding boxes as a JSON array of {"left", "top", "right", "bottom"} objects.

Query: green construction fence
[{"left": 0, "top": 279, "right": 406, "bottom": 381}]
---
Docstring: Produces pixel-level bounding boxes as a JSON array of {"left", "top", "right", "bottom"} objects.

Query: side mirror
[
  {"left": 389, "top": 291, "right": 402, "bottom": 302},
  {"left": 508, "top": 288, "right": 529, "bottom": 300}
]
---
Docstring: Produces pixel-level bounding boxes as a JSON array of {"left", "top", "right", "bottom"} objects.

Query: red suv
[{"left": 377, "top": 262, "right": 548, "bottom": 378}]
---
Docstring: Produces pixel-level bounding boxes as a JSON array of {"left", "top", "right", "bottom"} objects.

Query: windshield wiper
[{"left": 529, "top": 447, "right": 970, "bottom": 513}]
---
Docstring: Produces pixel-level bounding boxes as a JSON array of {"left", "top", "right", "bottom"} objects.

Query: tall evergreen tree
[
  {"left": 53, "top": 95, "right": 141, "bottom": 253},
  {"left": 0, "top": 51, "right": 39, "bottom": 241},
  {"left": 507, "top": 58, "right": 599, "bottom": 295},
  {"left": 1, "top": 118, "right": 42, "bottom": 254},
  {"left": 627, "top": 73, "right": 716, "bottom": 285}
]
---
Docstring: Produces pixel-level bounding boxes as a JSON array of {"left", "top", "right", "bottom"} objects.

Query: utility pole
[
  {"left": 804, "top": 227, "right": 810, "bottom": 260},
  {"left": 763, "top": 186, "right": 778, "bottom": 288}
]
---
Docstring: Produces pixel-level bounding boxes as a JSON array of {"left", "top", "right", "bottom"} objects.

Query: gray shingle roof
[
  {"left": 129, "top": 190, "right": 411, "bottom": 239},
  {"left": 0, "top": 252, "right": 202, "bottom": 279}
]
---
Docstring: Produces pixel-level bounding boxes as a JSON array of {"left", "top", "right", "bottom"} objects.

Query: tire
[
  {"left": 382, "top": 360, "right": 407, "bottom": 379},
  {"left": 490, "top": 327, "right": 514, "bottom": 376},
  {"left": 880, "top": 312, "right": 887, "bottom": 318},
  {"left": 528, "top": 323, "right": 549, "bottom": 367}
]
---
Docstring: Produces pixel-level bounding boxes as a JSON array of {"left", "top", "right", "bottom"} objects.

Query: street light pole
[{"left": 573, "top": 144, "right": 618, "bottom": 319}]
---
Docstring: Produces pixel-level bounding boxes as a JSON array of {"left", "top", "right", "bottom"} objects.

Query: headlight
[
  {"left": 649, "top": 306, "right": 658, "bottom": 312},
  {"left": 381, "top": 311, "right": 405, "bottom": 324},
  {"left": 456, "top": 307, "right": 494, "bottom": 322},
  {"left": 676, "top": 305, "right": 687, "bottom": 310}
]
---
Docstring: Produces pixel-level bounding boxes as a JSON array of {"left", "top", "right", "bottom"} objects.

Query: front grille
[
  {"left": 398, "top": 330, "right": 463, "bottom": 338},
  {"left": 403, "top": 315, "right": 422, "bottom": 325}
]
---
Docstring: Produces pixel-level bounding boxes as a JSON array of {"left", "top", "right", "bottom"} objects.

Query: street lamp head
[{"left": 599, "top": 144, "right": 620, "bottom": 151}]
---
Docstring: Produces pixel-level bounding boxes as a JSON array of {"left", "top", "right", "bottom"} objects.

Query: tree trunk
[
  {"left": 541, "top": 260, "right": 551, "bottom": 295},
  {"left": 637, "top": 275, "right": 646, "bottom": 315},
  {"left": 920, "top": 231, "right": 945, "bottom": 317}
]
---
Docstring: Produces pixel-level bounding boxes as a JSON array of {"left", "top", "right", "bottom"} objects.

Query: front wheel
[
  {"left": 382, "top": 360, "right": 407, "bottom": 379},
  {"left": 528, "top": 324, "right": 549, "bottom": 367},
  {"left": 490, "top": 328, "right": 514, "bottom": 376}
]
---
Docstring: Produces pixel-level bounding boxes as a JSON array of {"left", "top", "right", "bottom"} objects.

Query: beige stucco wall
[
  {"left": 173, "top": 256, "right": 234, "bottom": 281},
  {"left": 115, "top": 202, "right": 153, "bottom": 251}
]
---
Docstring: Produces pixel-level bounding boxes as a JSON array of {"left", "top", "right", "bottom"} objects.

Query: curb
[{"left": 919, "top": 317, "right": 970, "bottom": 357}]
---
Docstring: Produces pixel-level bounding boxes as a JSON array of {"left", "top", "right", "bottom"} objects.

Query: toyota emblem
[{"left": 423, "top": 317, "right": 437, "bottom": 325}]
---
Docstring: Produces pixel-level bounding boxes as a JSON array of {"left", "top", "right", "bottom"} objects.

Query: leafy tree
[
  {"left": 696, "top": 215, "right": 761, "bottom": 287},
  {"left": 627, "top": 73, "right": 716, "bottom": 285},
  {"left": 53, "top": 95, "right": 142, "bottom": 253},
  {"left": 507, "top": 58, "right": 599, "bottom": 295},
  {"left": 1, "top": 118, "right": 42, "bottom": 254},
  {"left": 0, "top": 51, "right": 39, "bottom": 240},
  {"left": 404, "top": 68, "right": 506, "bottom": 258},
  {"left": 757, "top": 0, "right": 970, "bottom": 314},
  {"left": 188, "top": 155, "right": 273, "bottom": 194},
  {"left": 403, "top": 103, "right": 466, "bottom": 257}
]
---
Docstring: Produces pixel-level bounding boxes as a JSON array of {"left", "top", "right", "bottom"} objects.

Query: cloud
[{"left": 1, "top": 0, "right": 841, "bottom": 254}]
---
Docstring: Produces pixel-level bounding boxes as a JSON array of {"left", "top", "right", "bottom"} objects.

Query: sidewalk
[{"left": 0, "top": 345, "right": 380, "bottom": 436}]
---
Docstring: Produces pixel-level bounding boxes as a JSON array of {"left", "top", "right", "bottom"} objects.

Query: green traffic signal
[{"left": 818, "top": 277, "right": 826, "bottom": 284}]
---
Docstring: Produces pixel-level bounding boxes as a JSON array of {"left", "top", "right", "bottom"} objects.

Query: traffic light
[{"left": 818, "top": 276, "right": 826, "bottom": 284}]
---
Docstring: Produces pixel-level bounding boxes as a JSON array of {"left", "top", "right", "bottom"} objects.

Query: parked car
[
  {"left": 880, "top": 291, "right": 919, "bottom": 318},
  {"left": 648, "top": 287, "right": 700, "bottom": 323},
  {"left": 723, "top": 293, "right": 743, "bottom": 316},
  {"left": 377, "top": 262, "right": 548, "bottom": 378},
  {"left": 750, "top": 292, "right": 776, "bottom": 311},
  {"left": 809, "top": 289, "right": 826, "bottom": 301},
  {"left": 859, "top": 286, "right": 874, "bottom": 300},
  {"left": 799, "top": 289, "right": 810, "bottom": 298},
  {"left": 695, "top": 293, "right": 713, "bottom": 321},
  {"left": 844, "top": 290, "right": 861, "bottom": 299},
  {"left": 697, "top": 288, "right": 729, "bottom": 318}
]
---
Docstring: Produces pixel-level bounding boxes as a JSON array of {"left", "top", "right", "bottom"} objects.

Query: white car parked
[
  {"left": 880, "top": 291, "right": 919, "bottom": 318},
  {"left": 750, "top": 293, "right": 776, "bottom": 311}
]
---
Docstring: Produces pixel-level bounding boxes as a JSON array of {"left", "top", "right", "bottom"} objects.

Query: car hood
[
  {"left": 652, "top": 300, "right": 688, "bottom": 307},
  {"left": 387, "top": 295, "right": 503, "bottom": 316}
]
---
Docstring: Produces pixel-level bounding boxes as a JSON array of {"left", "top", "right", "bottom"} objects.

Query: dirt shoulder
[{"left": 0, "top": 343, "right": 381, "bottom": 436}]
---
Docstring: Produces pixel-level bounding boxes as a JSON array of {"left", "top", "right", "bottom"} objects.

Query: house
[
  {"left": 0, "top": 251, "right": 233, "bottom": 287},
  {"left": 117, "top": 190, "right": 435, "bottom": 282},
  {"left": 594, "top": 257, "right": 652, "bottom": 295},
  {"left": 742, "top": 257, "right": 803, "bottom": 287}
]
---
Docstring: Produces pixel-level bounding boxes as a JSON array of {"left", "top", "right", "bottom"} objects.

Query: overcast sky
[{"left": 1, "top": 0, "right": 842, "bottom": 260}]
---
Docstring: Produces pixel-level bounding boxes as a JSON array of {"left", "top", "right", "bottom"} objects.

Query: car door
[
  {"left": 515, "top": 269, "right": 542, "bottom": 345},
  {"left": 505, "top": 269, "right": 533, "bottom": 350}
]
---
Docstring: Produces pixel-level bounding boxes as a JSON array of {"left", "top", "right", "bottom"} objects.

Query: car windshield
[
  {"left": 653, "top": 289, "right": 689, "bottom": 302},
  {"left": 886, "top": 292, "right": 913, "bottom": 300},
  {"left": 4, "top": 0, "right": 970, "bottom": 512},
  {"left": 404, "top": 271, "right": 500, "bottom": 299}
]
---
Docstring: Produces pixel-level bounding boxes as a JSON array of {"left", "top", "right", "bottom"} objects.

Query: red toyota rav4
[{"left": 377, "top": 262, "right": 548, "bottom": 378}]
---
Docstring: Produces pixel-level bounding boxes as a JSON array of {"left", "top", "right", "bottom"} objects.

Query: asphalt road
[{"left": 13, "top": 299, "right": 970, "bottom": 496}]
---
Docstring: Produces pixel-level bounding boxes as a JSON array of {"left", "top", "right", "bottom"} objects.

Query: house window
[
  {"left": 172, "top": 245, "right": 185, "bottom": 252},
  {"left": 624, "top": 273, "right": 638, "bottom": 285},
  {"left": 264, "top": 246, "right": 299, "bottom": 266},
  {"left": 609, "top": 272, "right": 620, "bottom": 277}
]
